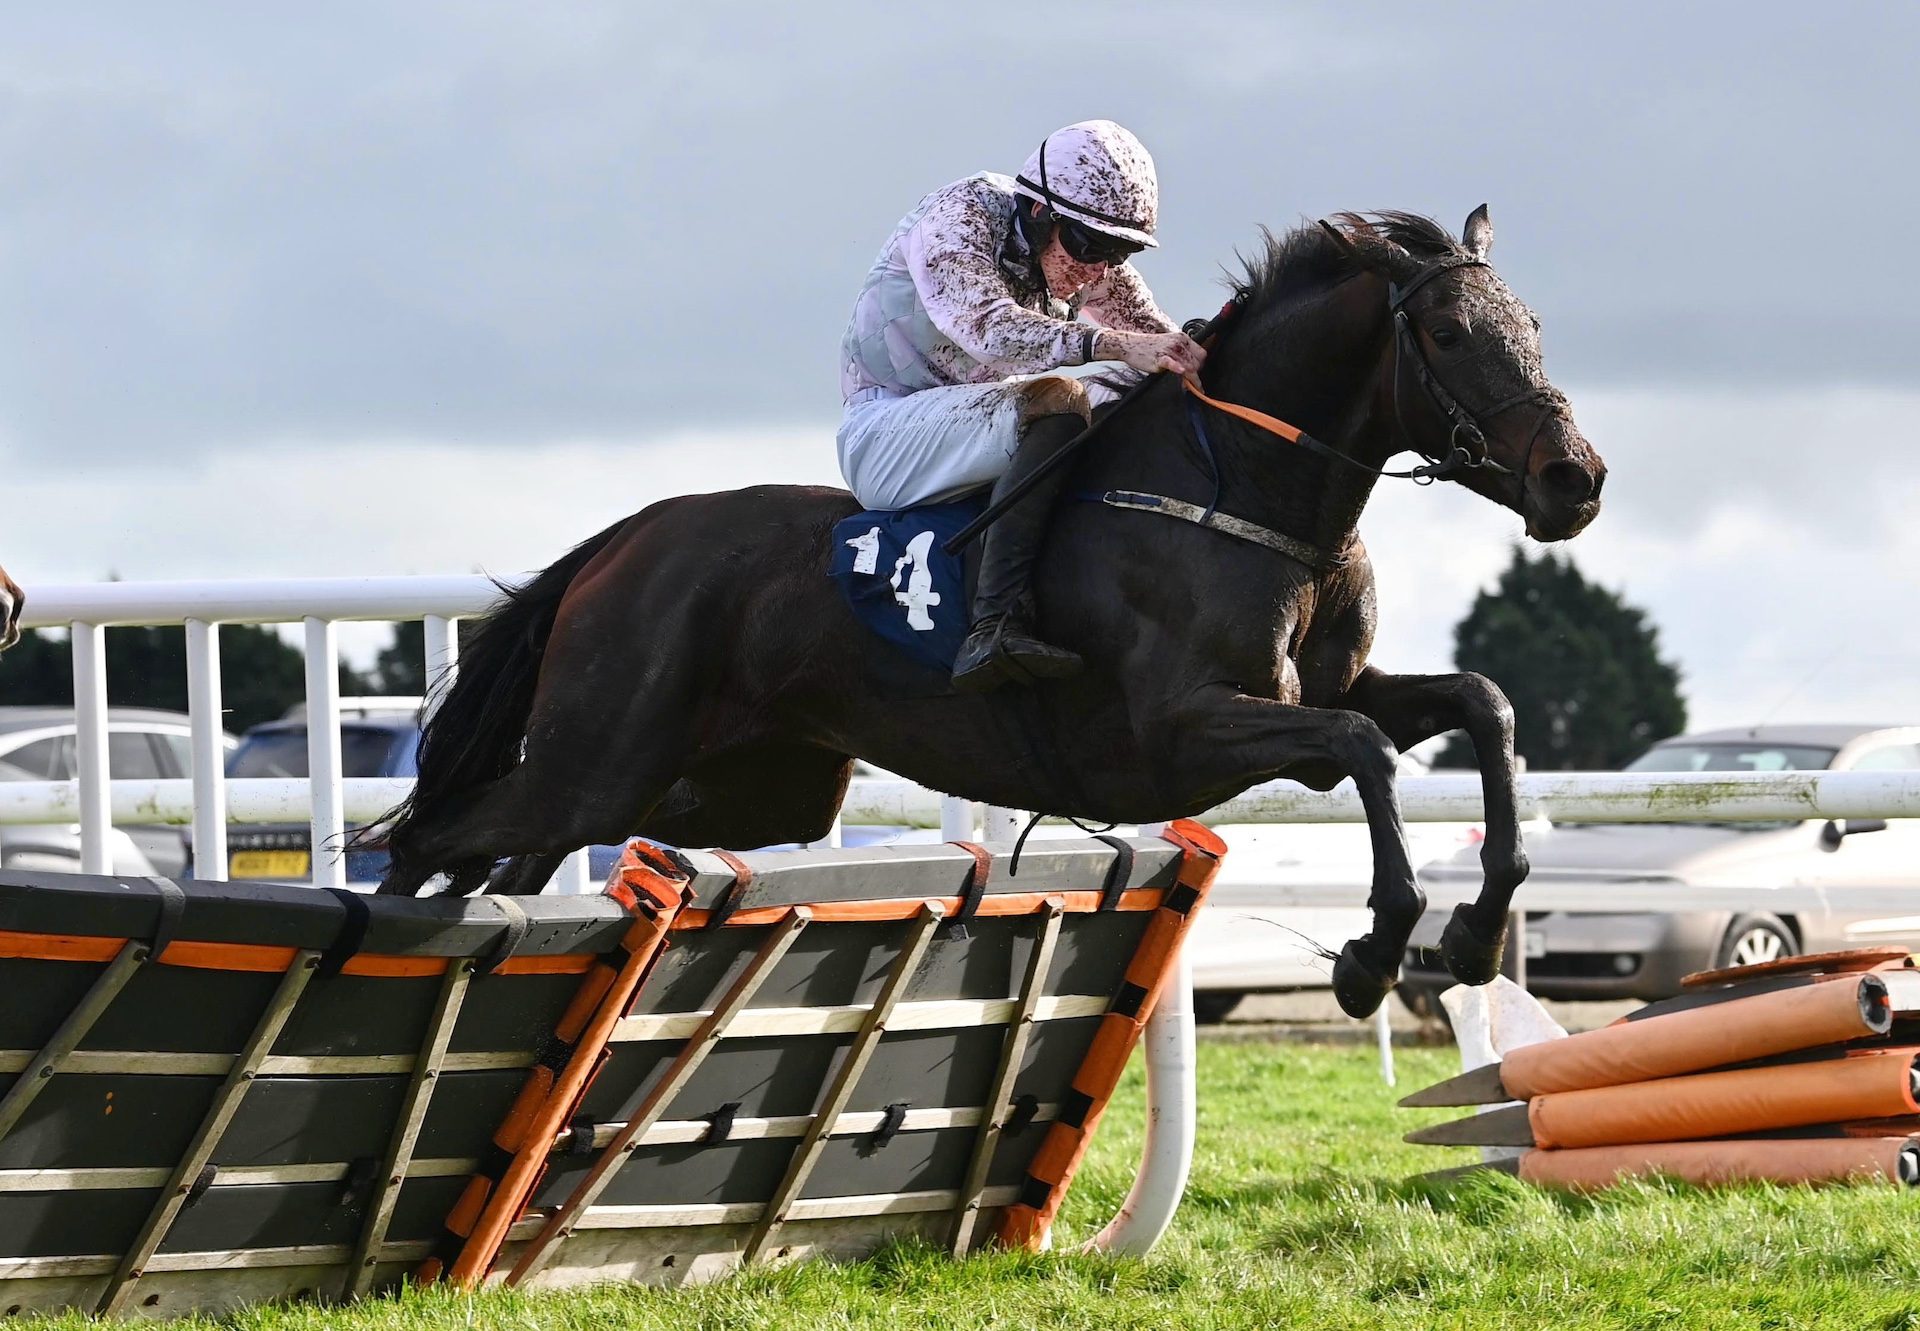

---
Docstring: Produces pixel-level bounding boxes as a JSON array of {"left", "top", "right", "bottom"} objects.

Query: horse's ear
[
  {"left": 1317, "top": 217, "right": 1362, "bottom": 261},
  {"left": 1319, "top": 214, "right": 1421, "bottom": 284},
  {"left": 1463, "top": 204, "right": 1493, "bottom": 261}
]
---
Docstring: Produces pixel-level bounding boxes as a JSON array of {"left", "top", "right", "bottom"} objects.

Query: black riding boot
[{"left": 951, "top": 412, "right": 1087, "bottom": 693}]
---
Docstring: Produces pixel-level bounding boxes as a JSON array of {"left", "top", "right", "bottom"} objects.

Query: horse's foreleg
[
  {"left": 1339, "top": 666, "right": 1525, "bottom": 986},
  {"left": 1149, "top": 687, "right": 1420, "bottom": 1018}
]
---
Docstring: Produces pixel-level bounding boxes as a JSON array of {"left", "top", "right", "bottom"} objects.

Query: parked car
[
  {"left": 0, "top": 705, "right": 219, "bottom": 877},
  {"left": 1402, "top": 723, "right": 1920, "bottom": 1005},
  {"left": 214, "top": 701, "right": 422, "bottom": 885},
  {"left": 211, "top": 698, "right": 626, "bottom": 889}
]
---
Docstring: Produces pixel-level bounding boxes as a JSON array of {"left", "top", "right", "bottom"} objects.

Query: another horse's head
[{"left": 1323, "top": 209, "right": 1605, "bottom": 542}]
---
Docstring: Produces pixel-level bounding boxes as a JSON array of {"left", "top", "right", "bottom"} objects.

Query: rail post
[
  {"left": 303, "top": 617, "right": 346, "bottom": 891},
  {"left": 185, "top": 619, "right": 228, "bottom": 880},
  {"left": 71, "top": 623, "right": 111, "bottom": 874}
]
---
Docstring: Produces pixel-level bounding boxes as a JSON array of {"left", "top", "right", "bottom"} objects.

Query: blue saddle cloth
[{"left": 829, "top": 498, "right": 982, "bottom": 671}]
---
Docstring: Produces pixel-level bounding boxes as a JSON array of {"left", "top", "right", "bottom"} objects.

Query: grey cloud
[{"left": 1, "top": 1, "right": 1917, "bottom": 464}]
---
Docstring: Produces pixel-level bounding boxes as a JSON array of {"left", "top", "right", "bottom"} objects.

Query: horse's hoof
[
  {"left": 1332, "top": 940, "right": 1396, "bottom": 1019},
  {"left": 1439, "top": 903, "right": 1508, "bottom": 987}
]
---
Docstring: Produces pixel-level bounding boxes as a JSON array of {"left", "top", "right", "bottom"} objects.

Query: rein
[
  {"left": 950, "top": 225, "right": 1570, "bottom": 563},
  {"left": 1105, "top": 245, "right": 1570, "bottom": 571},
  {"left": 1181, "top": 251, "right": 1565, "bottom": 488}
]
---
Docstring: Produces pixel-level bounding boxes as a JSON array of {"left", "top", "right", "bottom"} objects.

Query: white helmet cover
[{"left": 1013, "top": 120, "right": 1159, "bottom": 249}]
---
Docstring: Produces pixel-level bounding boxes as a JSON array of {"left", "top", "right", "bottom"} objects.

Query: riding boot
[{"left": 951, "top": 411, "right": 1087, "bottom": 693}]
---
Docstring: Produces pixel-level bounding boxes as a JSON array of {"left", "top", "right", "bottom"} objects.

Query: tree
[
  {"left": 1437, "top": 547, "right": 1686, "bottom": 771},
  {"left": 0, "top": 625, "right": 371, "bottom": 733},
  {"left": 366, "top": 620, "right": 428, "bottom": 696}
]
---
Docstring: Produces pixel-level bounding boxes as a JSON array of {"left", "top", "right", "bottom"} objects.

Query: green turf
[{"left": 29, "top": 1042, "right": 1920, "bottom": 1329}]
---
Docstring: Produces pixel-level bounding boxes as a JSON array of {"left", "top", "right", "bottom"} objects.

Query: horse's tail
[{"left": 371, "top": 517, "right": 630, "bottom": 860}]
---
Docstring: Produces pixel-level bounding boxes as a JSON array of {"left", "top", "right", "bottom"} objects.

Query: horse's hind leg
[
  {"left": 634, "top": 745, "right": 854, "bottom": 850},
  {"left": 482, "top": 852, "right": 569, "bottom": 897},
  {"left": 387, "top": 653, "right": 707, "bottom": 895}
]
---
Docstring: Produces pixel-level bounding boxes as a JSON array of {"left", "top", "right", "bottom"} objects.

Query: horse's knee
[
  {"left": 1455, "top": 671, "right": 1515, "bottom": 735},
  {"left": 1014, "top": 375, "right": 1092, "bottom": 426},
  {"left": 1327, "top": 711, "right": 1397, "bottom": 778}
]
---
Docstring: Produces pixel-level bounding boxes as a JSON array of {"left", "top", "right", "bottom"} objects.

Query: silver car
[
  {"left": 0, "top": 706, "right": 215, "bottom": 877},
  {"left": 1404, "top": 723, "right": 1920, "bottom": 1003}
]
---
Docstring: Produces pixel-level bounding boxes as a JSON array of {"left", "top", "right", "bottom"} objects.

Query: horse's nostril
[{"left": 1539, "top": 459, "right": 1599, "bottom": 505}]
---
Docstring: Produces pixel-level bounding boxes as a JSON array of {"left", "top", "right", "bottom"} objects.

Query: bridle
[
  {"left": 1383, "top": 253, "right": 1571, "bottom": 486},
  {"left": 956, "top": 229, "right": 1578, "bottom": 572},
  {"left": 1183, "top": 247, "right": 1571, "bottom": 489}
]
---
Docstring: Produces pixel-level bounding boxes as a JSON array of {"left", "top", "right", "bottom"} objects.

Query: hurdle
[
  {"left": 1404, "top": 948, "right": 1920, "bottom": 1191},
  {"left": 0, "top": 823, "right": 1222, "bottom": 1318}
]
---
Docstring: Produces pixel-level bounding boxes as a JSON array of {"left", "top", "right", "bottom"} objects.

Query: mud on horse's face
[{"left": 1346, "top": 206, "right": 1607, "bottom": 542}]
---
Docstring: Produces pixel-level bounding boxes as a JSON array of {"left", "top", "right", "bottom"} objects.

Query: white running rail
[{"left": 20, "top": 575, "right": 507, "bottom": 889}]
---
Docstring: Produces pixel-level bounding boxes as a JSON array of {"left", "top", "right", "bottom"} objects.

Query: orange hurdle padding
[
  {"left": 1517, "top": 1135, "right": 1919, "bottom": 1192},
  {"left": 995, "top": 819, "right": 1225, "bottom": 1250},
  {"left": 429, "top": 847, "right": 690, "bottom": 1288},
  {"left": 1502, "top": 973, "right": 1893, "bottom": 1099},
  {"left": 1527, "top": 1048, "right": 1920, "bottom": 1150}
]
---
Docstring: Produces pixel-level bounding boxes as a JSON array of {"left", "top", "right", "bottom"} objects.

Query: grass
[{"left": 32, "top": 1042, "right": 1920, "bottom": 1330}]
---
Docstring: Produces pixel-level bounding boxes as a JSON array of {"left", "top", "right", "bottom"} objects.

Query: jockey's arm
[
  {"left": 1078, "top": 262, "right": 1181, "bottom": 336},
  {"left": 904, "top": 185, "right": 1092, "bottom": 376}
]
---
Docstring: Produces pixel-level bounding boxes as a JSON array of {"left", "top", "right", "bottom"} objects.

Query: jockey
[{"left": 838, "top": 119, "right": 1206, "bottom": 693}]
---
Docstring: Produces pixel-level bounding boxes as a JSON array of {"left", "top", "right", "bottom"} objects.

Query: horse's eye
[{"left": 1430, "top": 326, "right": 1461, "bottom": 350}]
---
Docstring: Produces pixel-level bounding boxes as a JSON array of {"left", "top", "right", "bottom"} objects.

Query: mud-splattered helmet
[{"left": 1013, "top": 120, "right": 1159, "bottom": 253}]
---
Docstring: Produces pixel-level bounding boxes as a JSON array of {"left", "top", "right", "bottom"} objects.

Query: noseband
[{"left": 1386, "top": 254, "right": 1570, "bottom": 486}]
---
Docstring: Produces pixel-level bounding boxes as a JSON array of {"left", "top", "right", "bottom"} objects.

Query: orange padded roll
[
  {"left": 1528, "top": 1049, "right": 1920, "bottom": 1149},
  {"left": 1503, "top": 975, "right": 1891, "bottom": 1098},
  {"left": 1518, "top": 1136, "right": 1917, "bottom": 1192}
]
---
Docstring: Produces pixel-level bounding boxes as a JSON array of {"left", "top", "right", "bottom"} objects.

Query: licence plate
[
  {"left": 1524, "top": 929, "right": 1547, "bottom": 959},
  {"left": 229, "top": 850, "right": 311, "bottom": 878}
]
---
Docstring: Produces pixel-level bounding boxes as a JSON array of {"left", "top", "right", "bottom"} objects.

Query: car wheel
[
  {"left": 1715, "top": 913, "right": 1798, "bottom": 971},
  {"left": 1192, "top": 990, "right": 1244, "bottom": 1024}
]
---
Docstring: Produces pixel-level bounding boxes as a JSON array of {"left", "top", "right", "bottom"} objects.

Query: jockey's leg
[{"left": 952, "top": 377, "right": 1090, "bottom": 693}]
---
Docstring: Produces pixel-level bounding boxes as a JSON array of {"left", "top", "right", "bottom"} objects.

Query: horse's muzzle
[{"left": 1521, "top": 428, "right": 1606, "bottom": 541}]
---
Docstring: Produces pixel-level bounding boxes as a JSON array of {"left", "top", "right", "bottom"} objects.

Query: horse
[
  {"left": 373, "top": 207, "right": 1606, "bottom": 1019},
  {"left": 0, "top": 564, "right": 21, "bottom": 652}
]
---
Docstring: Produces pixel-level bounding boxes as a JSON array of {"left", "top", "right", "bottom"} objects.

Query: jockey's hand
[{"left": 1100, "top": 329, "right": 1207, "bottom": 377}]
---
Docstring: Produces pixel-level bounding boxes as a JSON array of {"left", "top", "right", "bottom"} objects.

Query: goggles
[{"left": 1051, "top": 213, "right": 1142, "bottom": 267}]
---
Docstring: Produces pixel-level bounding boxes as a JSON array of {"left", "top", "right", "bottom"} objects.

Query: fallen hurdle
[
  {"left": 0, "top": 823, "right": 1222, "bottom": 1318},
  {"left": 1404, "top": 948, "right": 1920, "bottom": 1190}
]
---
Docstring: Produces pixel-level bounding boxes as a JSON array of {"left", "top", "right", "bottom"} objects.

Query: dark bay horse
[
  {"left": 375, "top": 208, "right": 1606, "bottom": 1018},
  {"left": 0, "top": 564, "right": 21, "bottom": 652}
]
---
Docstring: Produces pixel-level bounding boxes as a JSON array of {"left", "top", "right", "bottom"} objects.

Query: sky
[{"left": 3, "top": 1, "right": 1916, "bottom": 731}]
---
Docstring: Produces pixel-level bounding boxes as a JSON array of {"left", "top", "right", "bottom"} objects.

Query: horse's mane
[
  {"left": 1089, "top": 211, "right": 1463, "bottom": 395},
  {"left": 1231, "top": 210, "right": 1463, "bottom": 310}
]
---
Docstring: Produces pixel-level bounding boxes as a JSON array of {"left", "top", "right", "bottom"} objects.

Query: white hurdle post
[
  {"left": 185, "top": 620, "right": 228, "bottom": 881},
  {"left": 983, "top": 805, "right": 1024, "bottom": 844},
  {"left": 939, "top": 794, "right": 977, "bottom": 842},
  {"left": 1089, "top": 819, "right": 1197, "bottom": 1255},
  {"left": 71, "top": 623, "right": 111, "bottom": 875},
  {"left": 303, "top": 618, "right": 347, "bottom": 892},
  {"left": 421, "top": 614, "right": 458, "bottom": 708}
]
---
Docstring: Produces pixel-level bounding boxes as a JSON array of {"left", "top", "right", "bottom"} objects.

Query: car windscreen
[
  {"left": 226, "top": 727, "right": 410, "bottom": 779},
  {"left": 1626, "top": 743, "right": 1837, "bottom": 774}
]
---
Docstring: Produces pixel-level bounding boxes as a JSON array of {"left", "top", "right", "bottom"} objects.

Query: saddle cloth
[{"left": 829, "top": 498, "right": 983, "bottom": 672}]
